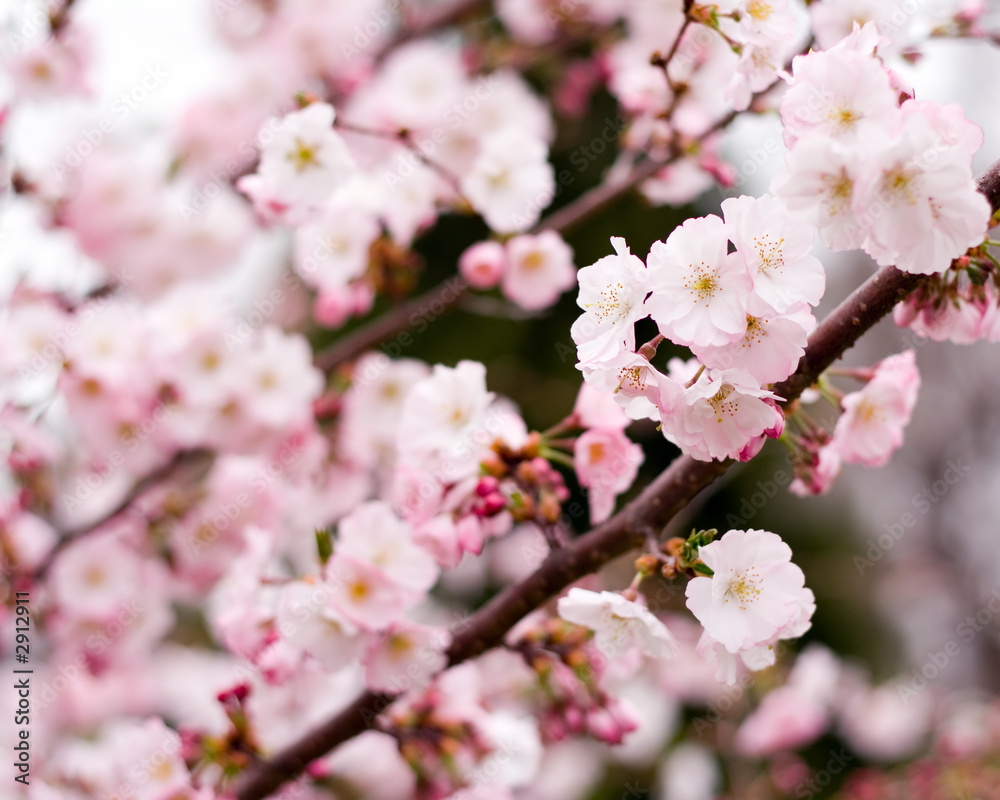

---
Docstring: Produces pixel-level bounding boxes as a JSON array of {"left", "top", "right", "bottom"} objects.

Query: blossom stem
[
  {"left": 638, "top": 334, "right": 667, "bottom": 360},
  {"left": 539, "top": 447, "right": 576, "bottom": 469}
]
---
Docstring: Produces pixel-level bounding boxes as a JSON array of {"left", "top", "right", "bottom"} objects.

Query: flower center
[
  {"left": 754, "top": 234, "right": 785, "bottom": 274},
  {"left": 288, "top": 139, "right": 320, "bottom": 172},
  {"left": 521, "top": 251, "right": 546, "bottom": 271},
  {"left": 684, "top": 264, "right": 718, "bottom": 303},
  {"left": 723, "top": 567, "right": 763, "bottom": 610},
  {"left": 829, "top": 105, "right": 860, "bottom": 131},
  {"left": 744, "top": 315, "right": 766, "bottom": 346},
  {"left": 746, "top": 1, "right": 772, "bottom": 21},
  {"left": 824, "top": 170, "right": 854, "bottom": 215},
  {"left": 883, "top": 166, "right": 919, "bottom": 204},
  {"left": 616, "top": 365, "right": 646, "bottom": 394},
  {"left": 585, "top": 282, "right": 628, "bottom": 322},
  {"left": 709, "top": 384, "right": 736, "bottom": 423},
  {"left": 588, "top": 442, "right": 606, "bottom": 464}
]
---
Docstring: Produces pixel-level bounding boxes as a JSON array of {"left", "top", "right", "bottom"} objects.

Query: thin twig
[{"left": 32, "top": 448, "right": 214, "bottom": 580}]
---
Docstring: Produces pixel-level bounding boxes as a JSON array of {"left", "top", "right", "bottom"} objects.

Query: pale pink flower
[
  {"left": 771, "top": 136, "right": 867, "bottom": 251},
  {"left": 460, "top": 240, "right": 507, "bottom": 289},
  {"left": 573, "top": 382, "right": 631, "bottom": 430},
  {"left": 809, "top": 0, "right": 911, "bottom": 51},
  {"left": 238, "top": 102, "right": 355, "bottom": 222},
  {"left": 839, "top": 678, "right": 933, "bottom": 762},
  {"left": 692, "top": 299, "right": 814, "bottom": 385},
  {"left": 645, "top": 215, "right": 753, "bottom": 348},
  {"left": 830, "top": 350, "right": 920, "bottom": 467},
  {"left": 7, "top": 32, "right": 91, "bottom": 101},
  {"left": 722, "top": 0, "right": 798, "bottom": 45},
  {"left": 662, "top": 368, "right": 783, "bottom": 463},
  {"left": 571, "top": 237, "right": 648, "bottom": 363},
  {"left": 857, "top": 111, "right": 991, "bottom": 275},
  {"left": 894, "top": 277, "right": 995, "bottom": 345},
  {"left": 340, "top": 355, "right": 430, "bottom": 468},
  {"left": 580, "top": 350, "right": 680, "bottom": 422},
  {"left": 721, "top": 194, "right": 826, "bottom": 312},
  {"left": 696, "top": 631, "right": 778, "bottom": 685},
  {"left": 899, "top": 100, "right": 984, "bottom": 162},
  {"left": 276, "top": 580, "right": 365, "bottom": 671},
  {"left": 461, "top": 129, "right": 555, "bottom": 233},
  {"left": 726, "top": 40, "right": 789, "bottom": 112},
  {"left": 574, "top": 427, "right": 644, "bottom": 523},
  {"left": 557, "top": 588, "right": 678, "bottom": 659},
  {"left": 336, "top": 501, "right": 439, "bottom": 594},
  {"left": 239, "top": 326, "right": 324, "bottom": 431},
  {"left": 685, "top": 529, "right": 812, "bottom": 653},
  {"left": 397, "top": 360, "right": 496, "bottom": 474},
  {"left": 780, "top": 46, "right": 898, "bottom": 150},
  {"left": 326, "top": 553, "right": 411, "bottom": 630},
  {"left": 293, "top": 199, "right": 380, "bottom": 292},
  {"left": 363, "top": 622, "right": 451, "bottom": 693},
  {"left": 502, "top": 230, "right": 576, "bottom": 311},
  {"left": 735, "top": 685, "right": 829, "bottom": 756}
]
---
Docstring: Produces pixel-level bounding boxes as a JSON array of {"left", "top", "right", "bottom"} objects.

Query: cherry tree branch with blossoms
[
  {"left": 235, "top": 160, "right": 1000, "bottom": 800},
  {"left": 5, "top": 2, "right": 1000, "bottom": 800}
]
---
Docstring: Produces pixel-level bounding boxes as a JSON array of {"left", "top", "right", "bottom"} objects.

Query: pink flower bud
[{"left": 459, "top": 240, "right": 506, "bottom": 289}]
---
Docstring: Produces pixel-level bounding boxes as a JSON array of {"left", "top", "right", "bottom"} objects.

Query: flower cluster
[
  {"left": 572, "top": 196, "right": 820, "bottom": 463},
  {"left": 773, "top": 23, "right": 992, "bottom": 275}
]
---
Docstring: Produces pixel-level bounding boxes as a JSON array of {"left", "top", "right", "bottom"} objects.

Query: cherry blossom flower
[
  {"left": 771, "top": 136, "right": 867, "bottom": 251},
  {"left": 238, "top": 102, "right": 356, "bottom": 222},
  {"left": 557, "top": 588, "right": 678, "bottom": 659},
  {"left": 692, "top": 298, "right": 814, "bottom": 385},
  {"left": 685, "top": 529, "right": 812, "bottom": 653},
  {"left": 856, "top": 111, "right": 991, "bottom": 275},
  {"left": 460, "top": 240, "right": 507, "bottom": 289},
  {"left": 721, "top": 194, "right": 826, "bottom": 312},
  {"left": 571, "top": 237, "right": 649, "bottom": 363},
  {"left": 363, "top": 622, "right": 451, "bottom": 693},
  {"left": 780, "top": 40, "right": 898, "bottom": 150},
  {"left": 661, "top": 368, "right": 784, "bottom": 462},
  {"left": 502, "top": 230, "right": 576, "bottom": 311},
  {"left": 293, "top": 199, "right": 380, "bottom": 292},
  {"left": 645, "top": 215, "right": 753, "bottom": 348},
  {"left": 580, "top": 349, "right": 680, "bottom": 422},
  {"left": 336, "top": 500, "right": 439, "bottom": 594},
  {"left": 573, "top": 382, "right": 631, "bottom": 430},
  {"left": 830, "top": 350, "right": 920, "bottom": 467},
  {"left": 326, "top": 553, "right": 411, "bottom": 630},
  {"left": 574, "top": 427, "right": 644, "bottom": 523},
  {"left": 276, "top": 580, "right": 366, "bottom": 671},
  {"left": 461, "top": 129, "right": 555, "bottom": 233},
  {"left": 398, "top": 360, "right": 496, "bottom": 475}
]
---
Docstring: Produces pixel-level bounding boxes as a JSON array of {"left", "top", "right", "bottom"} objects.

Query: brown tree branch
[
  {"left": 234, "top": 157, "right": 1000, "bottom": 799},
  {"left": 31, "top": 448, "right": 214, "bottom": 581},
  {"left": 312, "top": 108, "right": 739, "bottom": 372}
]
